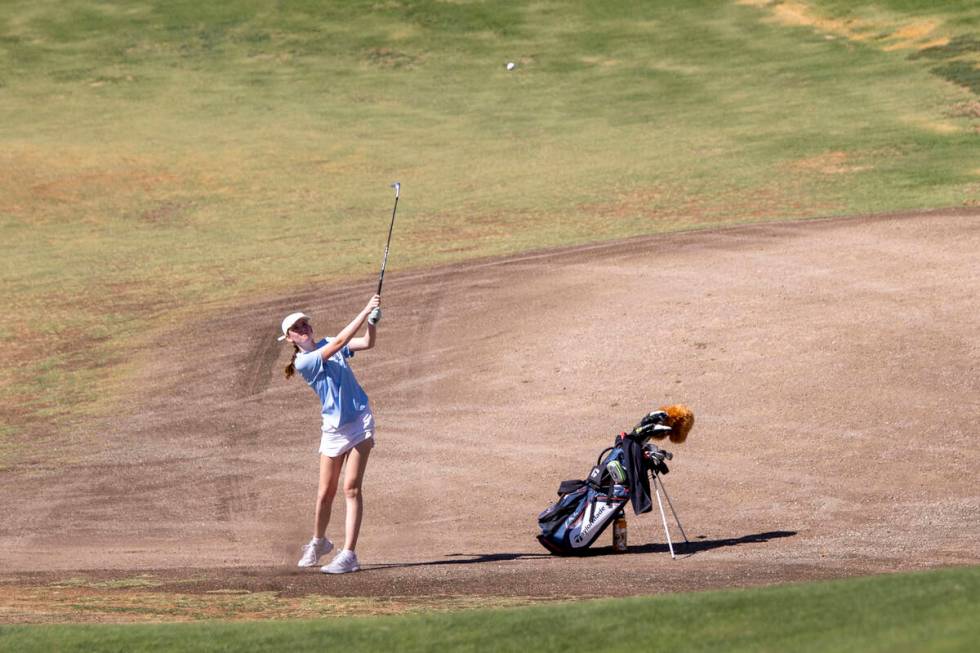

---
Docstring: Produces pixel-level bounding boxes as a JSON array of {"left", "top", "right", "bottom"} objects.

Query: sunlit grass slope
[
  {"left": 0, "top": 1, "right": 976, "bottom": 450},
  {"left": 2, "top": 566, "right": 979, "bottom": 651}
]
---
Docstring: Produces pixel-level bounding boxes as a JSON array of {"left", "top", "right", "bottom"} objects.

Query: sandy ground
[{"left": 2, "top": 209, "right": 978, "bottom": 609}]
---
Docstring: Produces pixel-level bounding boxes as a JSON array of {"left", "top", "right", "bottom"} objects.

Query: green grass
[
  {"left": 1, "top": 1, "right": 977, "bottom": 453},
  {"left": 2, "top": 566, "right": 979, "bottom": 652}
]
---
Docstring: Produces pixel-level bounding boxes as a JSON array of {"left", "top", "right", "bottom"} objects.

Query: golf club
[{"left": 368, "top": 182, "right": 400, "bottom": 325}]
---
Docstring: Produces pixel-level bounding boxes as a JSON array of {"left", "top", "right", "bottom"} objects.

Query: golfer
[{"left": 279, "top": 294, "right": 381, "bottom": 574}]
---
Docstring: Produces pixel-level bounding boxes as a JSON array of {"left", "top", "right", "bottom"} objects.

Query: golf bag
[{"left": 537, "top": 410, "right": 675, "bottom": 555}]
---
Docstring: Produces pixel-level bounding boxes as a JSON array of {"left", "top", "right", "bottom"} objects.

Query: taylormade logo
[{"left": 572, "top": 502, "right": 610, "bottom": 544}]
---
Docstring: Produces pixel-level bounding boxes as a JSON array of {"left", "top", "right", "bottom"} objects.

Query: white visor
[{"left": 278, "top": 311, "right": 310, "bottom": 341}]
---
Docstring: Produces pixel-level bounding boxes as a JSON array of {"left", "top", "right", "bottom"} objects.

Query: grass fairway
[
  {"left": 2, "top": 566, "right": 979, "bottom": 652},
  {"left": 1, "top": 1, "right": 978, "bottom": 449}
]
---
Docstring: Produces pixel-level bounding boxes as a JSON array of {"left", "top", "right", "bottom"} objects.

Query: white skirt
[{"left": 319, "top": 410, "right": 375, "bottom": 457}]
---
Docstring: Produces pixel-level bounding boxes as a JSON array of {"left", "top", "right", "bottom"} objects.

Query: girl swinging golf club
[{"left": 279, "top": 294, "right": 380, "bottom": 574}]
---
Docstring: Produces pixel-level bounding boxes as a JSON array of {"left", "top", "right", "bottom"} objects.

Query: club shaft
[{"left": 376, "top": 194, "right": 399, "bottom": 295}]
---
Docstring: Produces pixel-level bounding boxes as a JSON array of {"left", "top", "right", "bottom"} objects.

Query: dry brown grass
[
  {"left": 739, "top": 1, "right": 956, "bottom": 53},
  {"left": 0, "top": 582, "right": 554, "bottom": 624}
]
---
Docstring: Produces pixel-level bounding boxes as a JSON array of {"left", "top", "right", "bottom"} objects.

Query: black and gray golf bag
[{"left": 537, "top": 410, "right": 675, "bottom": 555}]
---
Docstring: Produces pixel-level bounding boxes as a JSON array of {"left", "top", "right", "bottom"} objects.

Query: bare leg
[
  {"left": 342, "top": 439, "right": 373, "bottom": 551},
  {"left": 314, "top": 454, "right": 344, "bottom": 538}
]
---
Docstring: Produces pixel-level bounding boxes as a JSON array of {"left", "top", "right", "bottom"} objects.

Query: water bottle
[{"left": 612, "top": 517, "right": 628, "bottom": 553}]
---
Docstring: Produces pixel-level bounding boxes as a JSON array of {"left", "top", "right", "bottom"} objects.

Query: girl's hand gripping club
[{"left": 368, "top": 182, "right": 400, "bottom": 325}]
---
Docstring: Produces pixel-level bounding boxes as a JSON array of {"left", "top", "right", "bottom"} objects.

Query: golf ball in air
[{"left": 506, "top": 62, "right": 516, "bottom": 70}]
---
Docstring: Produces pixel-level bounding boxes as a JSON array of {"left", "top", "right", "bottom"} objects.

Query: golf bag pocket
[
  {"left": 557, "top": 479, "right": 586, "bottom": 495},
  {"left": 538, "top": 486, "right": 587, "bottom": 533},
  {"left": 606, "top": 460, "right": 627, "bottom": 484}
]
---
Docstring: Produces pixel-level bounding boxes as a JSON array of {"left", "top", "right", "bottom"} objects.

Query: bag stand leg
[{"left": 650, "top": 470, "right": 690, "bottom": 559}]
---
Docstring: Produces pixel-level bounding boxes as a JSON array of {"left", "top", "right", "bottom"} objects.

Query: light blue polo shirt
[{"left": 294, "top": 338, "right": 371, "bottom": 430}]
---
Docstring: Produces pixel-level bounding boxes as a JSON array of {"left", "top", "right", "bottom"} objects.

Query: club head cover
[{"left": 659, "top": 404, "right": 695, "bottom": 443}]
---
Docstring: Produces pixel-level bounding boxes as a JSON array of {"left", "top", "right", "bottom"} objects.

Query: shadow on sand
[
  {"left": 367, "top": 530, "right": 797, "bottom": 570},
  {"left": 590, "top": 529, "right": 798, "bottom": 558}
]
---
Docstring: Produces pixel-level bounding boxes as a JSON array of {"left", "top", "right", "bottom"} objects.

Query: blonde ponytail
[{"left": 284, "top": 344, "right": 299, "bottom": 379}]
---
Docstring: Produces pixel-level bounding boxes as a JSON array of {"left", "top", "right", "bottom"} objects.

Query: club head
[
  {"left": 640, "top": 410, "right": 668, "bottom": 427},
  {"left": 643, "top": 443, "right": 672, "bottom": 461},
  {"left": 390, "top": 182, "right": 400, "bottom": 198},
  {"left": 632, "top": 423, "right": 672, "bottom": 442}
]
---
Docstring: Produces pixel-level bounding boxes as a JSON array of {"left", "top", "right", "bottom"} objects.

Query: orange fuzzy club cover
[{"left": 660, "top": 404, "right": 694, "bottom": 443}]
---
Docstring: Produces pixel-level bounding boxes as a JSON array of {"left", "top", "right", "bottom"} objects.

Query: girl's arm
[
  {"left": 319, "top": 295, "right": 380, "bottom": 362},
  {"left": 348, "top": 318, "right": 376, "bottom": 352}
]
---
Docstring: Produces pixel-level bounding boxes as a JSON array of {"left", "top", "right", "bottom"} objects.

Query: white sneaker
[
  {"left": 321, "top": 549, "right": 360, "bottom": 574},
  {"left": 297, "top": 537, "right": 333, "bottom": 567}
]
